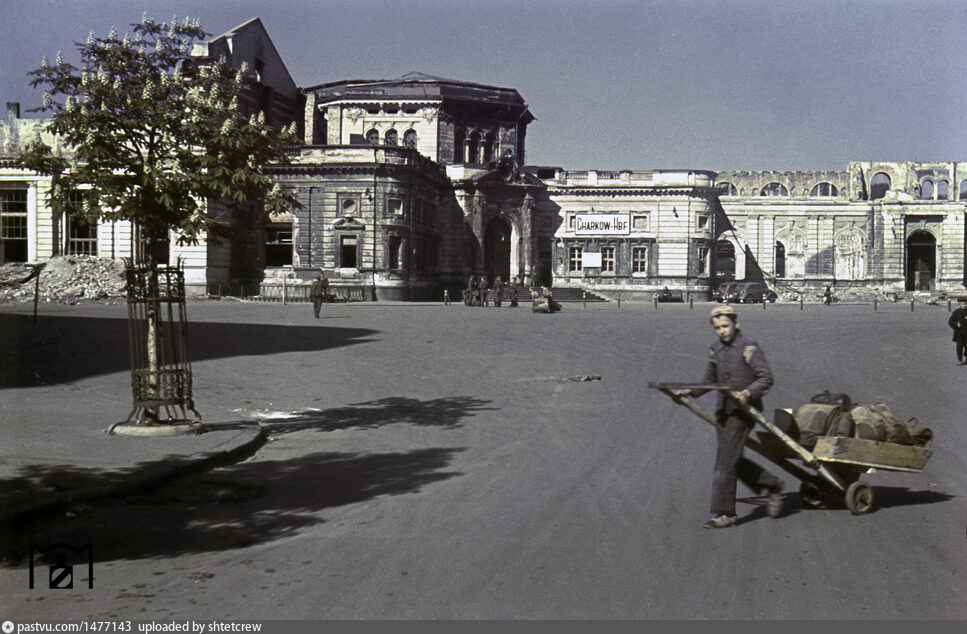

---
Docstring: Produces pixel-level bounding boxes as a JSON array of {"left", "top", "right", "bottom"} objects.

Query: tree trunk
[{"left": 144, "top": 255, "right": 160, "bottom": 423}]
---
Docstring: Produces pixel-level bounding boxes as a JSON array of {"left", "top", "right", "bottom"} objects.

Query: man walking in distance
[
  {"left": 494, "top": 275, "right": 504, "bottom": 307},
  {"left": 310, "top": 273, "right": 326, "bottom": 318},
  {"left": 479, "top": 274, "right": 489, "bottom": 307},
  {"left": 674, "top": 305, "right": 784, "bottom": 528},
  {"left": 949, "top": 299, "right": 967, "bottom": 364}
]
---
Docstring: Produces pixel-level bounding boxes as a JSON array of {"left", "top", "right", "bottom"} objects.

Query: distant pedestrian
[
  {"left": 949, "top": 299, "right": 967, "bottom": 364},
  {"left": 479, "top": 275, "right": 489, "bottom": 307},
  {"left": 310, "top": 273, "right": 326, "bottom": 318},
  {"left": 823, "top": 285, "right": 832, "bottom": 305},
  {"left": 494, "top": 275, "right": 504, "bottom": 307},
  {"left": 509, "top": 277, "right": 519, "bottom": 307},
  {"left": 464, "top": 275, "right": 475, "bottom": 306}
]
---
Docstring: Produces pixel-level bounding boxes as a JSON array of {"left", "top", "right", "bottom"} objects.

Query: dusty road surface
[{"left": 2, "top": 299, "right": 965, "bottom": 619}]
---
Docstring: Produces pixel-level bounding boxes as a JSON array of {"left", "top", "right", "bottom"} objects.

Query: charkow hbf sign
[{"left": 575, "top": 214, "right": 631, "bottom": 235}]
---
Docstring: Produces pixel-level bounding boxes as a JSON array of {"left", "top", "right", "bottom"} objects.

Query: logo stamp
[{"left": 29, "top": 543, "right": 94, "bottom": 589}]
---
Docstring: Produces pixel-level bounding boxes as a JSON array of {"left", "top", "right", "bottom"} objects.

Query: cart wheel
[
  {"left": 799, "top": 481, "right": 824, "bottom": 507},
  {"left": 845, "top": 481, "right": 874, "bottom": 515}
]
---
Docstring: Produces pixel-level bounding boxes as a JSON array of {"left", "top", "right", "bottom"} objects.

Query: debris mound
[{"left": 0, "top": 255, "right": 127, "bottom": 304}]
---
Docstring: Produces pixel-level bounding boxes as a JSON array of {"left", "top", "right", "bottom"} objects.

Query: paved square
[{"left": 2, "top": 299, "right": 964, "bottom": 618}]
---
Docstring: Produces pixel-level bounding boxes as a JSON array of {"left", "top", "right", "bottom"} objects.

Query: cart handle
[{"left": 649, "top": 381, "right": 848, "bottom": 494}]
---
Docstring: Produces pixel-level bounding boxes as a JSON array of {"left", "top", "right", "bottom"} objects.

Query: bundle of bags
[{"left": 792, "top": 391, "right": 933, "bottom": 450}]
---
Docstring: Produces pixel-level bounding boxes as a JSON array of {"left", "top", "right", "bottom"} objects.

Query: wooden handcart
[{"left": 649, "top": 382, "right": 933, "bottom": 514}]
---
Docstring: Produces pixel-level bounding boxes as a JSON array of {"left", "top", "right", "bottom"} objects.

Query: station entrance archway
[
  {"left": 906, "top": 230, "right": 936, "bottom": 291},
  {"left": 484, "top": 216, "right": 512, "bottom": 283}
]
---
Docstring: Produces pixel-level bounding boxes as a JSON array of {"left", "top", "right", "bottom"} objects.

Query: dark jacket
[
  {"left": 698, "top": 331, "right": 774, "bottom": 417},
  {"left": 949, "top": 306, "right": 967, "bottom": 341},
  {"left": 310, "top": 279, "right": 325, "bottom": 298}
]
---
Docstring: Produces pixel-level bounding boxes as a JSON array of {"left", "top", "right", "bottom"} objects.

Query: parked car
[
  {"left": 732, "top": 282, "right": 778, "bottom": 303},
  {"left": 712, "top": 282, "right": 737, "bottom": 302},
  {"left": 655, "top": 286, "right": 685, "bottom": 303}
]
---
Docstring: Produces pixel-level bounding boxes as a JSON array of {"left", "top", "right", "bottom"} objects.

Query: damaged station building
[{"left": 2, "top": 17, "right": 965, "bottom": 300}]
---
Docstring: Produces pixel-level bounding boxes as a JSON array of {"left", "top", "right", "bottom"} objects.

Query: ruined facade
[
  {"left": 3, "top": 17, "right": 965, "bottom": 300},
  {"left": 715, "top": 163, "right": 967, "bottom": 293}
]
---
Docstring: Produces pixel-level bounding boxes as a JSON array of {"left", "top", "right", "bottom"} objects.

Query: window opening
[
  {"left": 810, "top": 182, "right": 839, "bottom": 197},
  {"left": 568, "top": 246, "right": 582, "bottom": 272},
  {"left": 601, "top": 246, "right": 615, "bottom": 272},
  {"left": 760, "top": 182, "right": 788, "bottom": 196},
  {"left": 340, "top": 235, "right": 358, "bottom": 268},
  {"left": 403, "top": 129, "right": 417, "bottom": 149},
  {"left": 870, "top": 173, "right": 891, "bottom": 200},
  {"left": 937, "top": 180, "right": 949, "bottom": 200},
  {"left": 0, "top": 188, "right": 29, "bottom": 263},
  {"left": 632, "top": 246, "right": 648, "bottom": 273},
  {"left": 265, "top": 223, "right": 293, "bottom": 266}
]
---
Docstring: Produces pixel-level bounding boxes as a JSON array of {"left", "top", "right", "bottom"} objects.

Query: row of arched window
[
  {"left": 717, "top": 182, "right": 840, "bottom": 197},
  {"left": 453, "top": 129, "right": 498, "bottom": 165},
  {"left": 719, "top": 176, "right": 967, "bottom": 200},
  {"left": 365, "top": 128, "right": 418, "bottom": 148}
]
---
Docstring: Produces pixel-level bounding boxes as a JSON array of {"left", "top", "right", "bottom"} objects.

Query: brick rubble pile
[{"left": 0, "top": 255, "right": 127, "bottom": 304}]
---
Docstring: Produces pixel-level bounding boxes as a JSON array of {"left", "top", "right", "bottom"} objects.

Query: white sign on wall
[
  {"left": 582, "top": 252, "right": 602, "bottom": 268},
  {"left": 574, "top": 214, "right": 631, "bottom": 235}
]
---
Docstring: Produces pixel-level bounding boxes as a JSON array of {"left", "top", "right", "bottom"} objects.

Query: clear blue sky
[{"left": 2, "top": 0, "right": 966, "bottom": 171}]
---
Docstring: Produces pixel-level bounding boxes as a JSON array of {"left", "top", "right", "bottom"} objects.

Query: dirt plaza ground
[{"left": 1, "top": 298, "right": 965, "bottom": 619}]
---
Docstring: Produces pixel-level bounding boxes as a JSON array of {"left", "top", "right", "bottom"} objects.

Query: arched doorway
[
  {"left": 484, "top": 216, "right": 512, "bottom": 282},
  {"left": 906, "top": 230, "right": 936, "bottom": 291},
  {"left": 714, "top": 239, "right": 736, "bottom": 282},
  {"left": 775, "top": 241, "right": 786, "bottom": 277}
]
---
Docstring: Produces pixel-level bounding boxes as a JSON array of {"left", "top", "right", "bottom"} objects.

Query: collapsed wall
[{"left": 0, "top": 255, "right": 126, "bottom": 304}]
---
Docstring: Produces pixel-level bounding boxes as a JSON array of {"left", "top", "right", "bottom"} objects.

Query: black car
[
  {"left": 732, "top": 282, "right": 778, "bottom": 303},
  {"left": 713, "top": 282, "right": 738, "bottom": 302}
]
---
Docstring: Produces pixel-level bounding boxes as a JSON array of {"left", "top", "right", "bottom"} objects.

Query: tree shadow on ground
[
  {"left": 0, "top": 395, "right": 492, "bottom": 566},
  {"left": 0, "top": 313, "right": 378, "bottom": 388},
  {"left": 200, "top": 396, "right": 497, "bottom": 435},
  {"left": 1, "top": 447, "right": 463, "bottom": 567}
]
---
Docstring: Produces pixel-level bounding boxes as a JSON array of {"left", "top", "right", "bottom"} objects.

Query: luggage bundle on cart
[{"left": 649, "top": 383, "right": 934, "bottom": 514}]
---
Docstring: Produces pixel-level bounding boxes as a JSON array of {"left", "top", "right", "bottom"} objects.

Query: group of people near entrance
[{"left": 464, "top": 274, "right": 519, "bottom": 308}]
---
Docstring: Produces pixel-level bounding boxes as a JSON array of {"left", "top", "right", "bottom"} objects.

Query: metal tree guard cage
[{"left": 120, "top": 258, "right": 200, "bottom": 426}]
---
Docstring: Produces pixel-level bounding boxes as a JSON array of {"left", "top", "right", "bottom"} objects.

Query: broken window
[
  {"left": 775, "top": 241, "right": 786, "bottom": 277},
  {"left": 760, "top": 182, "right": 788, "bottom": 196},
  {"left": 0, "top": 187, "right": 28, "bottom": 263},
  {"left": 483, "top": 132, "right": 496, "bottom": 163},
  {"left": 717, "top": 182, "right": 737, "bottom": 196},
  {"left": 65, "top": 190, "right": 97, "bottom": 256},
  {"left": 467, "top": 131, "right": 480, "bottom": 164},
  {"left": 265, "top": 223, "right": 293, "bottom": 267},
  {"left": 403, "top": 129, "right": 417, "bottom": 149},
  {"left": 870, "top": 173, "right": 891, "bottom": 200},
  {"left": 67, "top": 216, "right": 98, "bottom": 256},
  {"left": 388, "top": 235, "right": 401, "bottom": 269},
  {"left": 384, "top": 129, "right": 398, "bottom": 146},
  {"left": 366, "top": 128, "right": 380, "bottom": 145},
  {"left": 810, "top": 182, "right": 839, "bottom": 197},
  {"left": 454, "top": 128, "right": 465, "bottom": 163},
  {"left": 340, "top": 235, "right": 358, "bottom": 268},
  {"left": 937, "top": 180, "right": 949, "bottom": 200},
  {"left": 920, "top": 179, "right": 934, "bottom": 200}
]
